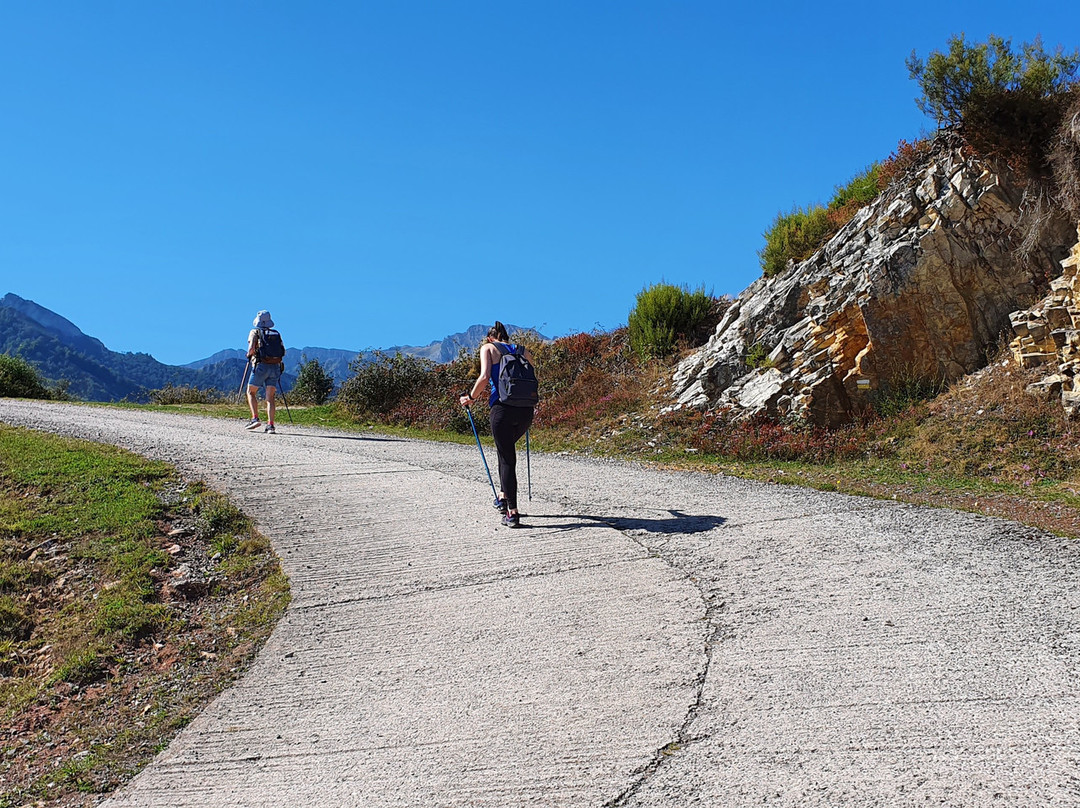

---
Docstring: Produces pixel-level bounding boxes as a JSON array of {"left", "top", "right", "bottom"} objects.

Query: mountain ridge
[{"left": 0, "top": 293, "right": 544, "bottom": 400}]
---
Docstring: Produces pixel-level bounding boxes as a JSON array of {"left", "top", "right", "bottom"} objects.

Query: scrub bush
[
  {"left": 0, "top": 354, "right": 52, "bottom": 399},
  {"left": 337, "top": 352, "right": 437, "bottom": 416},
  {"left": 826, "top": 164, "right": 883, "bottom": 228},
  {"left": 758, "top": 205, "right": 833, "bottom": 278},
  {"left": 628, "top": 284, "right": 717, "bottom": 361}
]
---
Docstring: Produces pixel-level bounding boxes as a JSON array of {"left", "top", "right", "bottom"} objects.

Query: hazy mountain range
[
  {"left": 182, "top": 324, "right": 526, "bottom": 387},
  {"left": 0, "top": 293, "right": 543, "bottom": 402}
]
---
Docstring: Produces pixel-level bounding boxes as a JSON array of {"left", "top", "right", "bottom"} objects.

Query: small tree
[
  {"left": 0, "top": 354, "right": 52, "bottom": 399},
  {"left": 628, "top": 283, "right": 716, "bottom": 361},
  {"left": 908, "top": 34, "right": 1079, "bottom": 128},
  {"left": 291, "top": 357, "right": 335, "bottom": 405},
  {"left": 908, "top": 34, "right": 1080, "bottom": 175}
]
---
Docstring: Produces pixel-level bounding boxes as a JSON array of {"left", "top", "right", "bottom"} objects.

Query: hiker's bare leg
[
  {"left": 266, "top": 387, "right": 276, "bottom": 423},
  {"left": 247, "top": 385, "right": 260, "bottom": 420}
]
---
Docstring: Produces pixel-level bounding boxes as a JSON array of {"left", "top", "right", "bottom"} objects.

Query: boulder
[{"left": 670, "top": 142, "right": 1074, "bottom": 426}]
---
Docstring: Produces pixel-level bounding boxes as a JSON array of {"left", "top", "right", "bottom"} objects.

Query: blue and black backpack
[
  {"left": 256, "top": 328, "right": 285, "bottom": 363},
  {"left": 495, "top": 344, "right": 539, "bottom": 407}
]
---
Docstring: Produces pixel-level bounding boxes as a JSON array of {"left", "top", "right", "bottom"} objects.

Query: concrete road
[{"left": 2, "top": 400, "right": 1078, "bottom": 807}]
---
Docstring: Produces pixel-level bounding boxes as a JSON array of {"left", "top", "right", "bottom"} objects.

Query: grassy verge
[{"left": 0, "top": 425, "right": 290, "bottom": 807}]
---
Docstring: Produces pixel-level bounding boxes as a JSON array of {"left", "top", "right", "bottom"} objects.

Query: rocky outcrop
[
  {"left": 1008, "top": 224, "right": 1080, "bottom": 415},
  {"left": 670, "top": 144, "right": 1075, "bottom": 425}
]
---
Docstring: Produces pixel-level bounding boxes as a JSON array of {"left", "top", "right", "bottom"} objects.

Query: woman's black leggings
[{"left": 489, "top": 403, "right": 534, "bottom": 510}]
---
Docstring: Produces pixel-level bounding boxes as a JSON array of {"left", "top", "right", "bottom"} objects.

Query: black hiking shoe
[
  {"left": 493, "top": 497, "right": 508, "bottom": 514},
  {"left": 501, "top": 513, "right": 520, "bottom": 528}
]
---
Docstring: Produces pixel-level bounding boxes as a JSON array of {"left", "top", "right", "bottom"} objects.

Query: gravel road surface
[{"left": 2, "top": 400, "right": 1078, "bottom": 807}]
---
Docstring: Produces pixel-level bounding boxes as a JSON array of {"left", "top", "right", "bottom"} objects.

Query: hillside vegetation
[{"left": 760, "top": 34, "right": 1080, "bottom": 276}]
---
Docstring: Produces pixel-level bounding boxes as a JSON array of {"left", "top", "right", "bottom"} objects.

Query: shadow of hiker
[
  {"left": 278, "top": 433, "right": 407, "bottom": 443},
  {"left": 529, "top": 510, "right": 725, "bottom": 535}
]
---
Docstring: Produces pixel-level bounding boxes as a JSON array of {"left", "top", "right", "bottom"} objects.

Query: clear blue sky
[{"left": 1, "top": 1, "right": 1074, "bottom": 365}]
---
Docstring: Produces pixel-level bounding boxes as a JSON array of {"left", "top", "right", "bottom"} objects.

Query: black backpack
[
  {"left": 496, "top": 344, "right": 539, "bottom": 407},
  {"left": 256, "top": 328, "right": 285, "bottom": 363}
]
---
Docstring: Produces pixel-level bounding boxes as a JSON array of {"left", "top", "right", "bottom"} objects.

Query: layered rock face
[
  {"left": 1008, "top": 225, "right": 1080, "bottom": 414},
  {"left": 671, "top": 146, "right": 1074, "bottom": 426}
]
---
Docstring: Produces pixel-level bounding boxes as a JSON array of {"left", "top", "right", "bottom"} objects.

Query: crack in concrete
[
  {"left": 541, "top": 499, "right": 723, "bottom": 807},
  {"left": 289, "top": 557, "right": 643, "bottom": 612}
]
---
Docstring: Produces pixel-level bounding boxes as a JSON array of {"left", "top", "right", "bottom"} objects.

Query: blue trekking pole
[
  {"left": 526, "top": 428, "right": 532, "bottom": 501},
  {"left": 464, "top": 405, "right": 499, "bottom": 506}
]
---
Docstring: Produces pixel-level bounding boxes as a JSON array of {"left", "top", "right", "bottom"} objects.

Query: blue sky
[{"left": 1, "top": 1, "right": 1075, "bottom": 365}]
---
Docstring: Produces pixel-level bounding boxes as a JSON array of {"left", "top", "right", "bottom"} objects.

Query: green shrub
[
  {"left": 0, "top": 354, "right": 52, "bottom": 399},
  {"left": 628, "top": 283, "right": 717, "bottom": 361},
  {"left": 827, "top": 164, "right": 883, "bottom": 227},
  {"left": 745, "top": 343, "right": 776, "bottom": 370},
  {"left": 148, "top": 384, "right": 223, "bottom": 405},
  {"left": 291, "top": 357, "right": 335, "bottom": 405},
  {"left": 758, "top": 205, "right": 833, "bottom": 278},
  {"left": 336, "top": 352, "right": 439, "bottom": 417}
]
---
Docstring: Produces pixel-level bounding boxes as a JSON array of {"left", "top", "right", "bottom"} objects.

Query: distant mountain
[
  {"left": 187, "top": 325, "right": 547, "bottom": 386},
  {"left": 0, "top": 293, "right": 294, "bottom": 402},
  {"left": 0, "top": 292, "right": 546, "bottom": 401},
  {"left": 385, "top": 324, "right": 545, "bottom": 364}
]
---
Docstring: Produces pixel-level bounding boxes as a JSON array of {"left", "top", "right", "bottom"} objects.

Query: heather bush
[
  {"left": 680, "top": 410, "right": 887, "bottom": 465},
  {"left": 628, "top": 283, "right": 717, "bottom": 361},
  {"left": 758, "top": 205, "right": 832, "bottom": 278},
  {"left": 826, "top": 164, "right": 883, "bottom": 228},
  {"left": 148, "top": 384, "right": 223, "bottom": 405},
  {"left": 335, "top": 351, "right": 476, "bottom": 432},
  {"left": 877, "top": 137, "right": 936, "bottom": 188},
  {"left": 291, "top": 357, "right": 335, "bottom": 405}
]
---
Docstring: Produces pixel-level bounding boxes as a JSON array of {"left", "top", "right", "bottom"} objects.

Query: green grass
[{"left": 0, "top": 423, "right": 290, "bottom": 806}]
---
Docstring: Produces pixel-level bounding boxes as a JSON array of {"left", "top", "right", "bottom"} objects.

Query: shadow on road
[
  {"left": 528, "top": 510, "right": 725, "bottom": 535},
  {"left": 276, "top": 433, "right": 407, "bottom": 443}
]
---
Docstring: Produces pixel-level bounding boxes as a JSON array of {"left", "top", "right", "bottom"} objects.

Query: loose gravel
[{"left": 2, "top": 400, "right": 1078, "bottom": 807}]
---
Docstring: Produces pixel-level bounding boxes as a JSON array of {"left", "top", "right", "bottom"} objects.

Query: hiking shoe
[
  {"left": 493, "top": 497, "right": 508, "bottom": 514},
  {"left": 264, "top": 424, "right": 276, "bottom": 434},
  {"left": 245, "top": 418, "right": 262, "bottom": 430},
  {"left": 501, "top": 513, "right": 520, "bottom": 528}
]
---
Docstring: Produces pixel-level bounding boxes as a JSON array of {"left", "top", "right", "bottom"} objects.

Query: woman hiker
[{"left": 459, "top": 322, "right": 537, "bottom": 528}]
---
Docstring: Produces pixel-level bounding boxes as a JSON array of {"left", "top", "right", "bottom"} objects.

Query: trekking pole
[
  {"left": 525, "top": 428, "right": 532, "bottom": 501},
  {"left": 464, "top": 404, "right": 499, "bottom": 504},
  {"left": 276, "top": 367, "right": 294, "bottom": 424},
  {"left": 236, "top": 360, "right": 251, "bottom": 404}
]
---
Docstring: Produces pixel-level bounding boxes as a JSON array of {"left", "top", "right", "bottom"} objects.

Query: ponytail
[{"left": 487, "top": 321, "right": 510, "bottom": 342}]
